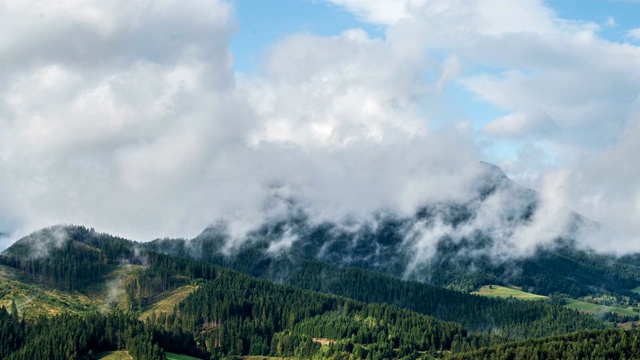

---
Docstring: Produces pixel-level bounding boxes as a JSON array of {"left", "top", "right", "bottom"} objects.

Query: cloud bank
[
  {"left": 1, "top": 0, "right": 639, "bottom": 256},
  {"left": 327, "top": 0, "right": 640, "bottom": 253},
  {"left": 0, "top": 0, "right": 480, "bottom": 244}
]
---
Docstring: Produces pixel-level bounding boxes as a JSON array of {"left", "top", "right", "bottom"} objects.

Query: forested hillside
[
  {"left": 1, "top": 226, "right": 136, "bottom": 292},
  {"left": 144, "top": 206, "right": 640, "bottom": 319},
  {"left": 141, "top": 164, "right": 640, "bottom": 309},
  {"left": 148, "top": 237, "right": 605, "bottom": 338},
  {"left": 14, "top": 225, "right": 602, "bottom": 339},
  {"left": 0, "top": 226, "right": 494, "bottom": 358},
  {"left": 0, "top": 224, "right": 638, "bottom": 359},
  {"left": 0, "top": 306, "right": 201, "bottom": 360},
  {"left": 447, "top": 328, "right": 640, "bottom": 360}
]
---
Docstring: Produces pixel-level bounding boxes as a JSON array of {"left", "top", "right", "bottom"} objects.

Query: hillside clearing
[
  {"left": 472, "top": 284, "right": 640, "bottom": 317},
  {"left": 0, "top": 264, "right": 99, "bottom": 319},
  {"left": 166, "top": 352, "right": 201, "bottom": 360},
  {"left": 563, "top": 298, "right": 640, "bottom": 317},
  {"left": 95, "top": 351, "right": 132, "bottom": 360},
  {"left": 472, "top": 285, "right": 548, "bottom": 300},
  {"left": 313, "top": 337, "right": 335, "bottom": 345},
  {"left": 139, "top": 284, "right": 199, "bottom": 320}
]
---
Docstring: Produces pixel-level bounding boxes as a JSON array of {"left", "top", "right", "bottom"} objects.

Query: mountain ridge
[
  {"left": 140, "top": 162, "right": 614, "bottom": 296},
  {"left": 2, "top": 162, "right": 632, "bottom": 301},
  {"left": 2, "top": 222, "right": 640, "bottom": 359}
]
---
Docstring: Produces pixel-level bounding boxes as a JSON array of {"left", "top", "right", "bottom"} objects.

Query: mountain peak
[{"left": 479, "top": 161, "right": 509, "bottom": 182}]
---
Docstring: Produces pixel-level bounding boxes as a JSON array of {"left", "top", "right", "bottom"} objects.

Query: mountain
[
  {"left": 162, "top": 162, "right": 549, "bottom": 291},
  {"left": 0, "top": 224, "right": 612, "bottom": 359},
  {"left": 2, "top": 163, "right": 640, "bottom": 358},
  {"left": 147, "top": 163, "right": 640, "bottom": 305},
  {"left": 2, "top": 225, "right": 604, "bottom": 336},
  {"left": 449, "top": 327, "right": 640, "bottom": 359},
  {"left": 0, "top": 225, "right": 503, "bottom": 359}
]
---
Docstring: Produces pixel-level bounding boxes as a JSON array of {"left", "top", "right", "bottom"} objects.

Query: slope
[
  {"left": 0, "top": 264, "right": 99, "bottom": 320},
  {"left": 141, "top": 162, "right": 640, "bottom": 313},
  {"left": 0, "top": 226, "right": 498, "bottom": 359},
  {"left": 447, "top": 327, "right": 640, "bottom": 360},
  {"left": 147, "top": 233, "right": 606, "bottom": 339},
  {"left": 2, "top": 224, "right": 605, "bottom": 342}
]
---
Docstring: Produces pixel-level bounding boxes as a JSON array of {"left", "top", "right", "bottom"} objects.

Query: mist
[{"left": 1, "top": 0, "right": 639, "bottom": 259}]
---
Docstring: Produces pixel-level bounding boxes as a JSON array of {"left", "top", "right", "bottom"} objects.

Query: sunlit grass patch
[
  {"left": 139, "top": 284, "right": 199, "bottom": 321},
  {"left": 472, "top": 285, "right": 547, "bottom": 300}
]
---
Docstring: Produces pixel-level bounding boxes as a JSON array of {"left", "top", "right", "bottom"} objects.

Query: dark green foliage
[
  {"left": 160, "top": 269, "right": 494, "bottom": 358},
  {"left": 1, "top": 229, "right": 495, "bottom": 358},
  {"left": 513, "top": 244, "right": 640, "bottom": 300},
  {"left": 0, "top": 304, "right": 25, "bottom": 358},
  {"left": 0, "top": 310, "right": 200, "bottom": 360},
  {"left": 149, "top": 236, "right": 605, "bottom": 339},
  {"left": 127, "top": 332, "right": 165, "bottom": 360},
  {"left": 269, "top": 331, "right": 320, "bottom": 358},
  {"left": 0, "top": 224, "right": 633, "bottom": 359},
  {"left": 123, "top": 252, "right": 219, "bottom": 310},
  {"left": 0, "top": 225, "right": 136, "bottom": 292},
  {"left": 273, "top": 259, "right": 605, "bottom": 338},
  {"left": 602, "top": 312, "right": 640, "bottom": 323},
  {"left": 448, "top": 328, "right": 640, "bottom": 360}
]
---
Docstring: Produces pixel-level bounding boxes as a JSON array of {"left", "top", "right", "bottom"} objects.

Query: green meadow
[{"left": 472, "top": 285, "right": 548, "bottom": 300}]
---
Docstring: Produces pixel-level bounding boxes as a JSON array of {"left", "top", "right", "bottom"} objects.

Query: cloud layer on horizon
[{"left": 1, "top": 0, "right": 640, "bottom": 255}]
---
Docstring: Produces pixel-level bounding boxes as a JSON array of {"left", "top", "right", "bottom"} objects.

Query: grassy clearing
[
  {"left": 563, "top": 298, "right": 640, "bottom": 316},
  {"left": 95, "top": 350, "right": 132, "bottom": 359},
  {"left": 139, "top": 284, "right": 199, "bottom": 321},
  {"left": 166, "top": 352, "right": 201, "bottom": 360},
  {"left": 0, "top": 262, "right": 194, "bottom": 320},
  {"left": 93, "top": 264, "right": 146, "bottom": 311},
  {"left": 0, "top": 265, "right": 100, "bottom": 320},
  {"left": 472, "top": 285, "right": 548, "bottom": 300},
  {"left": 0, "top": 263, "right": 153, "bottom": 319},
  {"left": 94, "top": 350, "right": 201, "bottom": 359},
  {"left": 631, "top": 286, "right": 640, "bottom": 296},
  {"left": 473, "top": 284, "right": 640, "bottom": 317},
  {"left": 313, "top": 338, "right": 335, "bottom": 346}
]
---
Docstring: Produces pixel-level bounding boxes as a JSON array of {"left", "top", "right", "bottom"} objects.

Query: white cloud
[
  {"left": 1, "top": 0, "right": 640, "bottom": 259},
  {"left": 0, "top": 0, "right": 241, "bottom": 241},
  {"left": 323, "top": 0, "right": 640, "bottom": 250},
  {"left": 560, "top": 113, "right": 640, "bottom": 253},
  {"left": 627, "top": 28, "right": 640, "bottom": 41},
  {"left": 242, "top": 28, "right": 429, "bottom": 148},
  {"left": 0, "top": 0, "right": 487, "bottom": 246},
  {"left": 483, "top": 111, "right": 557, "bottom": 138},
  {"left": 326, "top": 0, "right": 427, "bottom": 25}
]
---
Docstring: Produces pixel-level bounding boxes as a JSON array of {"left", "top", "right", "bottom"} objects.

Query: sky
[{"left": 1, "top": 0, "right": 640, "bottom": 253}]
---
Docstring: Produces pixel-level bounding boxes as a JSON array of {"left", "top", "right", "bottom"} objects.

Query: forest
[{"left": 1, "top": 225, "right": 640, "bottom": 359}]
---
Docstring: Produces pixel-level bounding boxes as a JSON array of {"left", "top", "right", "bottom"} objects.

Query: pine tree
[{"left": 10, "top": 299, "right": 19, "bottom": 320}]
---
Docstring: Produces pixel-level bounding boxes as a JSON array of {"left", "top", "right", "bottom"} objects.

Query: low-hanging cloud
[
  {"left": 0, "top": 0, "right": 483, "bottom": 247},
  {"left": 0, "top": 0, "right": 639, "bottom": 259}
]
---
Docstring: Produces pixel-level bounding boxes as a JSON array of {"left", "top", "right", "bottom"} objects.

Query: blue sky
[
  {"left": 231, "top": 0, "right": 384, "bottom": 74},
  {"left": 230, "top": 0, "right": 640, "bottom": 163},
  {"left": 549, "top": 0, "right": 639, "bottom": 40},
  {"left": 230, "top": 0, "right": 640, "bottom": 75},
  {"left": 231, "top": 1, "right": 640, "bottom": 70}
]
